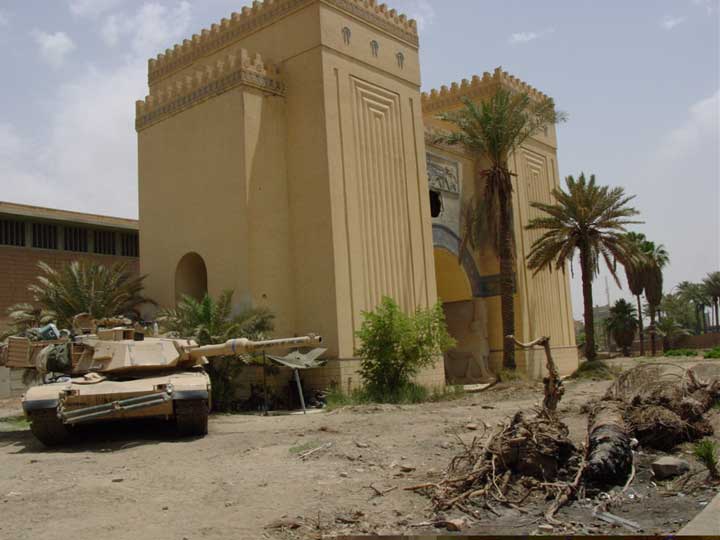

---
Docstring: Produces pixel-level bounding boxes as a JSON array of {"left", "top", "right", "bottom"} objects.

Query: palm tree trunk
[
  {"left": 636, "top": 295, "right": 644, "bottom": 356},
  {"left": 580, "top": 245, "right": 596, "bottom": 361},
  {"left": 499, "top": 199, "right": 516, "bottom": 370},
  {"left": 695, "top": 304, "right": 701, "bottom": 335},
  {"left": 715, "top": 299, "right": 719, "bottom": 333},
  {"left": 650, "top": 307, "right": 657, "bottom": 356}
]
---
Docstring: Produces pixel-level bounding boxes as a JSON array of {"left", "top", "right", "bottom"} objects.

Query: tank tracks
[
  {"left": 27, "top": 409, "right": 71, "bottom": 446},
  {"left": 175, "top": 399, "right": 209, "bottom": 437},
  {"left": 27, "top": 398, "right": 209, "bottom": 446}
]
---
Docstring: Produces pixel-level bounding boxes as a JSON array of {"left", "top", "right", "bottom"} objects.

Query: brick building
[{"left": 0, "top": 201, "right": 139, "bottom": 398}]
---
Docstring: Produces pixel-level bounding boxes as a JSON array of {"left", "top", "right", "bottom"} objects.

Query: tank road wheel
[
  {"left": 28, "top": 409, "right": 71, "bottom": 446},
  {"left": 175, "top": 399, "right": 209, "bottom": 437}
]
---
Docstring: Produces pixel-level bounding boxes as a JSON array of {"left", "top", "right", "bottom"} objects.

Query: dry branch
[{"left": 507, "top": 335, "right": 564, "bottom": 412}]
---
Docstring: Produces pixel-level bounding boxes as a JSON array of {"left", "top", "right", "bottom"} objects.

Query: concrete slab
[{"left": 678, "top": 491, "right": 720, "bottom": 535}]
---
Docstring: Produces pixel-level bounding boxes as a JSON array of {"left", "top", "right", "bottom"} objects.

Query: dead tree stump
[{"left": 507, "top": 335, "right": 564, "bottom": 413}]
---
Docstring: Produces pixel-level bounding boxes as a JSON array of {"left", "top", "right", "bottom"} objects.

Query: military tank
[{"left": 2, "top": 320, "right": 321, "bottom": 446}]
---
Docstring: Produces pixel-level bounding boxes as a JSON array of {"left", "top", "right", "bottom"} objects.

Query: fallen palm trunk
[
  {"left": 605, "top": 364, "right": 720, "bottom": 451},
  {"left": 585, "top": 401, "right": 632, "bottom": 485}
]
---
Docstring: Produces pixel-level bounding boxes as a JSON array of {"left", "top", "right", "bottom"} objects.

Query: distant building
[
  {"left": 0, "top": 202, "right": 139, "bottom": 398},
  {"left": 0, "top": 201, "right": 139, "bottom": 326}
]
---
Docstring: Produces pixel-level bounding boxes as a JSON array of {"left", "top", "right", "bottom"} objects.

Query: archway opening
[
  {"left": 175, "top": 252, "right": 208, "bottom": 304},
  {"left": 434, "top": 247, "right": 472, "bottom": 303},
  {"left": 433, "top": 247, "right": 491, "bottom": 384}
]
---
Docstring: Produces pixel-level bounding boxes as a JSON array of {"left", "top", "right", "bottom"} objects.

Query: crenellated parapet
[
  {"left": 136, "top": 48, "right": 284, "bottom": 131},
  {"left": 147, "top": 0, "right": 419, "bottom": 85},
  {"left": 421, "top": 67, "right": 552, "bottom": 114}
]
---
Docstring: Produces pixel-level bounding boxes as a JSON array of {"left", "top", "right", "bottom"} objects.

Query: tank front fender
[{"left": 23, "top": 399, "right": 60, "bottom": 412}]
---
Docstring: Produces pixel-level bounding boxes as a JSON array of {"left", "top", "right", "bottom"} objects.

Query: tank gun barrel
[{"left": 188, "top": 334, "right": 322, "bottom": 359}]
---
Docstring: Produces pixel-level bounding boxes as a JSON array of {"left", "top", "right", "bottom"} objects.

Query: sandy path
[{"left": 0, "top": 365, "right": 717, "bottom": 539}]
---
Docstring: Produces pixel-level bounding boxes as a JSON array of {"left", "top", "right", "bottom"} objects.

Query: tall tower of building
[{"left": 136, "top": 0, "right": 442, "bottom": 385}]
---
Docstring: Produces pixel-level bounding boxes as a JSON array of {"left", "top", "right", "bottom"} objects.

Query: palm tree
[
  {"left": 642, "top": 241, "right": 669, "bottom": 355},
  {"left": 605, "top": 299, "right": 639, "bottom": 356},
  {"left": 655, "top": 316, "right": 691, "bottom": 351},
  {"left": 624, "top": 232, "right": 649, "bottom": 354},
  {"left": 704, "top": 272, "right": 720, "bottom": 332},
  {"left": 435, "top": 87, "right": 566, "bottom": 370},
  {"left": 525, "top": 173, "right": 641, "bottom": 361},
  {"left": 25, "top": 261, "right": 152, "bottom": 329},
  {"left": 1, "top": 303, "right": 55, "bottom": 340},
  {"left": 159, "top": 290, "right": 274, "bottom": 411},
  {"left": 676, "top": 281, "right": 710, "bottom": 334}
]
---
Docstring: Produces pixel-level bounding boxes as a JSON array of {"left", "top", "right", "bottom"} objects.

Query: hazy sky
[{"left": 0, "top": 0, "right": 718, "bottom": 317}]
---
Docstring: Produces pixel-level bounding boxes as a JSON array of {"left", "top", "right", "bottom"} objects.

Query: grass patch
[
  {"left": 0, "top": 415, "right": 30, "bottom": 432},
  {"left": 704, "top": 347, "right": 720, "bottom": 359},
  {"left": 428, "top": 384, "right": 466, "bottom": 402},
  {"left": 289, "top": 439, "right": 321, "bottom": 455},
  {"left": 496, "top": 369, "right": 529, "bottom": 383},
  {"left": 665, "top": 348, "right": 701, "bottom": 358},
  {"left": 568, "top": 360, "right": 621, "bottom": 380},
  {"left": 693, "top": 439, "right": 719, "bottom": 479},
  {"left": 325, "top": 383, "right": 466, "bottom": 411}
]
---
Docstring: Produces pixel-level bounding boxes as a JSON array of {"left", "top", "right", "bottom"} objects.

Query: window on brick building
[
  {"left": 94, "top": 230, "right": 116, "bottom": 255},
  {"left": 0, "top": 219, "right": 25, "bottom": 246},
  {"left": 32, "top": 223, "right": 58, "bottom": 250},
  {"left": 64, "top": 226, "right": 88, "bottom": 252},
  {"left": 120, "top": 232, "right": 139, "bottom": 257}
]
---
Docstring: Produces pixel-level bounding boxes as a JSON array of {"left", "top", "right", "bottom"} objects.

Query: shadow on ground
[{"left": 0, "top": 418, "right": 202, "bottom": 454}]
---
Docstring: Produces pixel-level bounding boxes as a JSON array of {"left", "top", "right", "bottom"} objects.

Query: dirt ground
[{"left": 1, "top": 358, "right": 719, "bottom": 540}]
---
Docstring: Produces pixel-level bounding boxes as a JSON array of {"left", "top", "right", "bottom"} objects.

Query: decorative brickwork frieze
[
  {"left": 147, "top": 0, "right": 418, "bottom": 85},
  {"left": 422, "top": 67, "right": 553, "bottom": 114},
  {"left": 136, "top": 49, "right": 284, "bottom": 131}
]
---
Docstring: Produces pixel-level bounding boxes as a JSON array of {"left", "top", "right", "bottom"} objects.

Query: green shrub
[
  {"left": 355, "top": 297, "right": 455, "bottom": 402},
  {"left": 664, "top": 348, "right": 699, "bottom": 357},
  {"left": 704, "top": 347, "right": 720, "bottom": 359}
]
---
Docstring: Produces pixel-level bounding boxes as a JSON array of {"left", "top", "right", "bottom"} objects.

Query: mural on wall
[{"left": 427, "top": 153, "right": 460, "bottom": 195}]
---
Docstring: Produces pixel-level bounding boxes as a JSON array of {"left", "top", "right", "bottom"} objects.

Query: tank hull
[{"left": 22, "top": 370, "right": 210, "bottom": 445}]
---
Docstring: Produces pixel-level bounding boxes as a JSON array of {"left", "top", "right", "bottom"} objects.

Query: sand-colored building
[{"left": 136, "top": 0, "right": 577, "bottom": 391}]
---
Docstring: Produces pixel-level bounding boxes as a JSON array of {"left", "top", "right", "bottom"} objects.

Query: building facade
[{"left": 135, "top": 0, "right": 577, "bottom": 390}]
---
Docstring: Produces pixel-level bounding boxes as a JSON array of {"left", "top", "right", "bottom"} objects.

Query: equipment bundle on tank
[{"left": 1, "top": 317, "right": 322, "bottom": 446}]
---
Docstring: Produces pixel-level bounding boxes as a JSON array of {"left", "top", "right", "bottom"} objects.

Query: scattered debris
[
  {"left": 593, "top": 510, "right": 641, "bottom": 531},
  {"left": 298, "top": 442, "right": 333, "bottom": 461},
  {"left": 265, "top": 517, "right": 302, "bottom": 530},
  {"left": 366, "top": 484, "right": 397, "bottom": 497}
]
